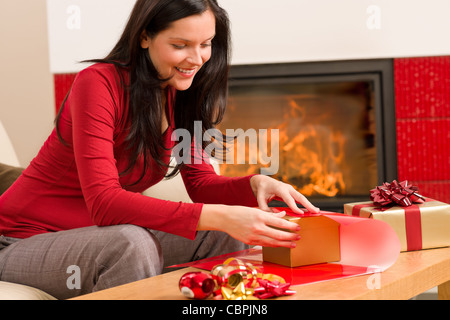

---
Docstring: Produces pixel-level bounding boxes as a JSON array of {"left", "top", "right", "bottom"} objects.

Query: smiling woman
[
  {"left": 140, "top": 10, "right": 216, "bottom": 91},
  {"left": 63, "top": 0, "right": 233, "bottom": 182},
  {"left": 0, "top": 0, "right": 317, "bottom": 300}
]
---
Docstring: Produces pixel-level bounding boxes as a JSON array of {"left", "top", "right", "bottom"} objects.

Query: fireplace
[
  {"left": 52, "top": 56, "right": 450, "bottom": 206},
  {"left": 217, "top": 59, "right": 398, "bottom": 212}
]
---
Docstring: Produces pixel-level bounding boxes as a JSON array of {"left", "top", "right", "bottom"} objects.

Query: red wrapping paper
[{"left": 170, "top": 208, "right": 401, "bottom": 287}]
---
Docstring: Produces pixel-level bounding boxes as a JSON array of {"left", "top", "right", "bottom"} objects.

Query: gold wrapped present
[
  {"left": 263, "top": 214, "right": 340, "bottom": 267},
  {"left": 344, "top": 199, "right": 450, "bottom": 251}
]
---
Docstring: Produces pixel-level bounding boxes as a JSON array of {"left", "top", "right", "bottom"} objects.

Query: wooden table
[{"left": 72, "top": 247, "right": 450, "bottom": 300}]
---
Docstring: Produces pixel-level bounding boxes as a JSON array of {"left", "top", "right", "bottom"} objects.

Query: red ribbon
[
  {"left": 352, "top": 203, "right": 375, "bottom": 217},
  {"left": 253, "top": 279, "right": 296, "bottom": 299},
  {"left": 352, "top": 203, "right": 423, "bottom": 251},
  {"left": 352, "top": 180, "right": 426, "bottom": 251},
  {"left": 404, "top": 205, "right": 422, "bottom": 251}
]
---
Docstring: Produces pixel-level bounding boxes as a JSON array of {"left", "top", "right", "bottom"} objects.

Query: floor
[{"left": 413, "top": 287, "right": 438, "bottom": 300}]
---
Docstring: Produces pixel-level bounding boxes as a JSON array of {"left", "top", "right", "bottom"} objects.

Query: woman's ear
[{"left": 140, "top": 30, "right": 151, "bottom": 49}]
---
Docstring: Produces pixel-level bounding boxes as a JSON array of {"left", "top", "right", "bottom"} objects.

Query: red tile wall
[
  {"left": 395, "top": 56, "right": 450, "bottom": 203},
  {"left": 53, "top": 56, "right": 450, "bottom": 203}
]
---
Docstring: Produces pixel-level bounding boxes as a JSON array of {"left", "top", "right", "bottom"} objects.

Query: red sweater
[{"left": 0, "top": 63, "right": 257, "bottom": 240}]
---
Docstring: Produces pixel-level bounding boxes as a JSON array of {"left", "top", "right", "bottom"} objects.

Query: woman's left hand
[{"left": 250, "top": 175, "right": 320, "bottom": 214}]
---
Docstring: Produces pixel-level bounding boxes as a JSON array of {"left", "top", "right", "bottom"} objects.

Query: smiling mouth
[{"left": 175, "top": 67, "right": 196, "bottom": 75}]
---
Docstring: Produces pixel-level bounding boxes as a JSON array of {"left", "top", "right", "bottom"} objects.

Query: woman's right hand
[{"left": 198, "top": 204, "right": 301, "bottom": 248}]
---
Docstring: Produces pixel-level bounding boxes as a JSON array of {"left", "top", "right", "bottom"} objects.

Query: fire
[{"left": 219, "top": 99, "right": 347, "bottom": 198}]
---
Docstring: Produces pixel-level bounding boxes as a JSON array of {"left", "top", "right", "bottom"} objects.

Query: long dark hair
[{"left": 55, "top": 0, "right": 231, "bottom": 184}]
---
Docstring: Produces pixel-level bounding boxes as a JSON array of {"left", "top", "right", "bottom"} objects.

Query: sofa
[{"left": 0, "top": 120, "right": 57, "bottom": 299}]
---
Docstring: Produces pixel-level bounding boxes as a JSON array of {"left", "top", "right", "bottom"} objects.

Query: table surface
[{"left": 72, "top": 246, "right": 450, "bottom": 300}]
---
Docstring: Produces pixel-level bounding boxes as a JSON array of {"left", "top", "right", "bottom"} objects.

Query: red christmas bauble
[{"left": 179, "top": 272, "right": 215, "bottom": 299}]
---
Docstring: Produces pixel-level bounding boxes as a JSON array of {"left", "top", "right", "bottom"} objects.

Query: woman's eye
[{"left": 172, "top": 43, "right": 211, "bottom": 49}]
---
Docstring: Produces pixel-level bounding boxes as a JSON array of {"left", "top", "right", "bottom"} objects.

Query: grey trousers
[{"left": 0, "top": 225, "right": 248, "bottom": 300}]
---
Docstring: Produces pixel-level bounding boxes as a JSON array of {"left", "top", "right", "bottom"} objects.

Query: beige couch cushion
[
  {"left": 0, "top": 281, "right": 56, "bottom": 300},
  {"left": 0, "top": 120, "right": 20, "bottom": 167},
  {"left": 143, "top": 171, "right": 193, "bottom": 203},
  {"left": 143, "top": 158, "right": 220, "bottom": 202}
]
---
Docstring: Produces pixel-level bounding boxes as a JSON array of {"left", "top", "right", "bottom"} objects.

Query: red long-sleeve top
[{"left": 0, "top": 63, "right": 257, "bottom": 240}]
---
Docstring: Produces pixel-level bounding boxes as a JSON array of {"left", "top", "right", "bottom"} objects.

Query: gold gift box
[
  {"left": 262, "top": 215, "right": 340, "bottom": 267},
  {"left": 344, "top": 199, "right": 450, "bottom": 252}
]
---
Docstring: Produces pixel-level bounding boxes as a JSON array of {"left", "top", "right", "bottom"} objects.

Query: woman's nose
[{"left": 187, "top": 48, "right": 203, "bottom": 65}]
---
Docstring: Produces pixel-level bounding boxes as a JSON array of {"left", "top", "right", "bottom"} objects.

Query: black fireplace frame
[{"left": 227, "top": 59, "right": 398, "bottom": 211}]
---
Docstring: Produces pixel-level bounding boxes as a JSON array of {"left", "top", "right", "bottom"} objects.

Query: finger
[
  {"left": 290, "top": 190, "right": 320, "bottom": 213},
  {"left": 277, "top": 191, "right": 305, "bottom": 215},
  {"left": 254, "top": 234, "right": 299, "bottom": 248},
  {"left": 259, "top": 225, "right": 301, "bottom": 248},
  {"left": 271, "top": 210, "right": 286, "bottom": 218},
  {"left": 264, "top": 213, "right": 300, "bottom": 233},
  {"left": 251, "top": 212, "right": 301, "bottom": 248},
  {"left": 256, "top": 192, "right": 272, "bottom": 213},
  {"left": 270, "top": 207, "right": 289, "bottom": 215}
]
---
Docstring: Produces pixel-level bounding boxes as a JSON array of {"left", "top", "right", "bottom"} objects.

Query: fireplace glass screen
[{"left": 217, "top": 80, "right": 378, "bottom": 202}]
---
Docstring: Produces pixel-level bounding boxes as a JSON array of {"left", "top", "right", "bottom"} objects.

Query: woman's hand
[
  {"left": 198, "top": 204, "right": 301, "bottom": 248},
  {"left": 197, "top": 176, "right": 319, "bottom": 248},
  {"left": 250, "top": 175, "right": 320, "bottom": 214}
]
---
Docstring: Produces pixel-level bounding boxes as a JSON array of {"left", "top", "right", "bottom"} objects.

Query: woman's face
[{"left": 141, "top": 9, "right": 216, "bottom": 91}]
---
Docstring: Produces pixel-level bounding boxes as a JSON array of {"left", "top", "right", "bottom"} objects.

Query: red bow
[
  {"left": 253, "top": 279, "right": 296, "bottom": 299},
  {"left": 370, "top": 180, "right": 425, "bottom": 207}
]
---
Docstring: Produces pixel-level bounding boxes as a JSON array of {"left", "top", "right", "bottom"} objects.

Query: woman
[{"left": 0, "top": 0, "right": 318, "bottom": 299}]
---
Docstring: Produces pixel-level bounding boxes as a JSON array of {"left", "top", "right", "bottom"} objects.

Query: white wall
[
  {"left": 227, "top": 0, "right": 450, "bottom": 64},
  {"left": 47, "top": 0, "right": 450, "bottom": 73},
  {"left": 0, "top": 0, "right": 54, "bottom": 167},
  {"left": 1, "top": 0, "right": 449, "bottom": 166},
  {"left": 47, "top": 0, "right": 135, "bottom": 73}
]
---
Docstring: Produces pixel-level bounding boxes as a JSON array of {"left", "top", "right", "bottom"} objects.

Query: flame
[{"left": 219, "top": 99, "right": 347, "bottom": 198}]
